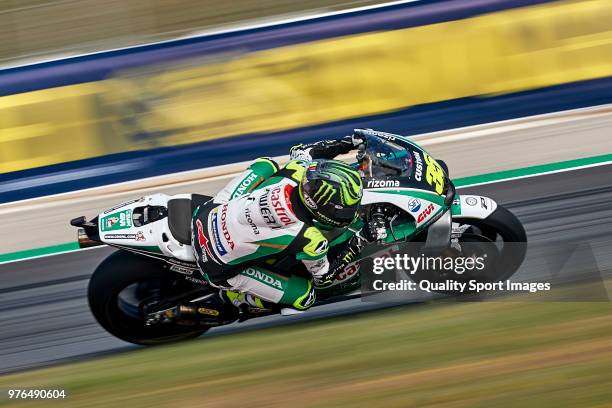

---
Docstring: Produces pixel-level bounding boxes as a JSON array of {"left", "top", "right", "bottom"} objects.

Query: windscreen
[{"left": 361, "top": 134, "right": 413, "bottom": 177}]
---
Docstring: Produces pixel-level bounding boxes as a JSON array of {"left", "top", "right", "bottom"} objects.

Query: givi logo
[{"left": 417, "top": 204, "right": 435, "bottom": 223}]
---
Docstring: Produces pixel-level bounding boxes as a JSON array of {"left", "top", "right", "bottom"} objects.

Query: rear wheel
[{"left": 88, "top": 251, "right": 209, "bottom": 345}]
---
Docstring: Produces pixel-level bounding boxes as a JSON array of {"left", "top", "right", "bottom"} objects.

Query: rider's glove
[
  {"left": 338, "top": 234, "right": 365, "bottom": 265},
  {"left": 312, "top": 269, "right": 337, "bottom": 289},
  {"left": 314, "top": 235, "right": 366, "bottom": 289},
  {"left": 290, "top": 133, "right": 365, "bottom": 162},
  {"left": 289, "top": 144, "right": 311, "bottom": 161},
  {"left": 290, "top": 140, "right": 352, "bottom": 161},
  {"left": 346, "top": 131, "right": 366, "bottom": 148}
]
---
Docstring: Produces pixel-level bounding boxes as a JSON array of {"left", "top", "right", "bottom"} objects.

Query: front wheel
[
  {"left": 454, "top": 205, "right": 527, "bottom": 281},
  {"left": 88, "top": 251, "right": 209, "bottom": 345},
  {"left": 409, "top": 205, "right": 527, "bottom": 295}
]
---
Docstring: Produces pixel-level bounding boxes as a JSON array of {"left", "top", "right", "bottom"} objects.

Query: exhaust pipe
[
  {"left": 78, "top": 228, "right": 104, "bottom": 248},
  {"left": 71, "top": 216, "right": 103, "bottom": 248}
]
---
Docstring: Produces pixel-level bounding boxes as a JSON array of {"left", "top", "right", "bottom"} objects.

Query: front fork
[
  {"left": 424, "top": 209, "right": 452, "bottom": 250},
  {"left": 449, "top": 193, "right": 500, "bottom": 248}
]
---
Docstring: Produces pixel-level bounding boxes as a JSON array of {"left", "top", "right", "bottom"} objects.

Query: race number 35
[{"left": 424, "top": 153, "right": 444, "bottom": 195}]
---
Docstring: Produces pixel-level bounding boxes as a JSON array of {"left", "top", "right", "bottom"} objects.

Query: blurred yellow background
[
  {"left": 0, "top": 0, "right": 383, "bottom": 65},
  {"left": 1, "top": 0, "right": 612, "bottom": 174}
]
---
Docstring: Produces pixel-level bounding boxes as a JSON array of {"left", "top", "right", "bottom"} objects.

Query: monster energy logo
[
  {"left": 313, "top": 181, "right": 336, "bottom": 205},
  {"left": 325, "top": 161, "right": 362, "bottom": 206}
]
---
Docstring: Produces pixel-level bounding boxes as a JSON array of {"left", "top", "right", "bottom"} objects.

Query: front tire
[
  {"left": 408, "top": 205, "right": 527, "bottom": 295},
  {"left": 88, "top": 251, "right": 209, "bottom": 345},
  {"left": 457, "top": 205, "right": 527, "bottom": 281}
]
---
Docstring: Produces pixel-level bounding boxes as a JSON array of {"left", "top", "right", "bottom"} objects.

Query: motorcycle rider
[{"left": 191, "top": 130, "right": 381, "bottom": 316}]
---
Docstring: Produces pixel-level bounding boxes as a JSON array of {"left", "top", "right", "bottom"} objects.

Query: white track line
[
  {"left": 2, "top": 159, "right": 609, "bottom": 265},
  {"left": 456, "top": 160, "right": 612, "bottom": 189}
]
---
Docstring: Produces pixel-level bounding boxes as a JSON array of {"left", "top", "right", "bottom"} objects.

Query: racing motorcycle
[{"left": 72, "top": 130, "right": 527, "bottom": 345}]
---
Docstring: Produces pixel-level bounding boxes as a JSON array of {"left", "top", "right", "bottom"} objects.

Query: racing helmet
[{"left": 299, "top": 160, "right": 363, "bottom": 227}]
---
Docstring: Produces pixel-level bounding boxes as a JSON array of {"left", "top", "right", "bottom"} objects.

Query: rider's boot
[{"left": 220, "top": 290, "right": 277, "bottom": 321}]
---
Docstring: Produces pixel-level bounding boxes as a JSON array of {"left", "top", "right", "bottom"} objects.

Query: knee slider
[{"left": 292, "top": 281, "right": 316, "bottom": 310}]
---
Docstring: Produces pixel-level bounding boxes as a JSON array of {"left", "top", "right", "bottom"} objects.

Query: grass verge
[{"left": 1, "top": 282, "right": 611, "bottom": 408}]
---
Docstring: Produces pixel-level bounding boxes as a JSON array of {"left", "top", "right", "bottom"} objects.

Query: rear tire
[{"left": 88, "top": 251, "right": 209, "bottom": 345}]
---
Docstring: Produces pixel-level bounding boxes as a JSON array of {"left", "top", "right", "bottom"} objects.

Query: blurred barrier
[
  {"left": 105, "top": 0, "right": 612, "bottom": 147},
  {"left": 0, "top": 83, "right": 128, "bottom": 173},
  {"left": 0, "top": 0, "right": 611, "bottom": 177},
  {"left": 0, "top": 0, "right": 385, "bottom": 65}
]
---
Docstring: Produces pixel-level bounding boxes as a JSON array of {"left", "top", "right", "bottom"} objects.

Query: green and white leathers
[{"left": 192, "top": 158, "right": 335, "bottom": 310}]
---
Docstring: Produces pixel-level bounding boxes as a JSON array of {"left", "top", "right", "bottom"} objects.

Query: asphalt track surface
[{"left": 1, "top": 163, "right": 611, "bottom": 374}]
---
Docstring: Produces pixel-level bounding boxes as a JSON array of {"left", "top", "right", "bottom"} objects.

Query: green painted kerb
[
  {"left": 453, "top": 153, "right": 612, "bottom": 187},
  {"left": 0, "top": 242, "right": 80, "bottom": 263},
  {"left": 1, "top": 153, "right": 611, "bottom": 264}
]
